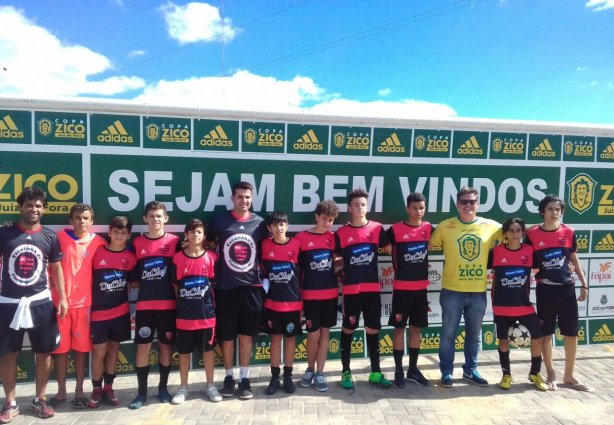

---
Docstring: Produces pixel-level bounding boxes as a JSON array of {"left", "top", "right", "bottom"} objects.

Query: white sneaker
[
  {"left": 171, "top": 387, "right": 189, "bottom": 405},
  {"left": 206, "top": 386, "right": 222, "bottom": 403}
]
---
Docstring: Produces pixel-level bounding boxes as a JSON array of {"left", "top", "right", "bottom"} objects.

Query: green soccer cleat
[
  {"left": 340, "top": 371, "right": 353, "bottom": 389},
  {"left": 368, "top": 372, "right": 392, "bottom": 388}
]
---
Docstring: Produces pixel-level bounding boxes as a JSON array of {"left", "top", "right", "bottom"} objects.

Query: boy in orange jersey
[{"left": 51, "top": 204, "right": 105, "bottom": 409}]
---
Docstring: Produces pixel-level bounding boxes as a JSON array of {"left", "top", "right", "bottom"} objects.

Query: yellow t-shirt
[{"left": 430, "top": 216, "right": 502, "bottom": 292}]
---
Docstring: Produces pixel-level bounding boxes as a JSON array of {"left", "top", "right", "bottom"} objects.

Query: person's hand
[
  {"left": 57, "top": 298, "right": 68, "bottom": 318},
  {"left": 577, "top": 286, "right": 588, "bottom": 302}
]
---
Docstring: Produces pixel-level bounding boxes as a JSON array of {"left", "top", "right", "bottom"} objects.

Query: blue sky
[{"left": 1, "top": 0, "right": 613, "bottom": 124}]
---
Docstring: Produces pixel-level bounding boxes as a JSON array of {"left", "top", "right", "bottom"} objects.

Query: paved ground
[{"left": 4, "top": 344, "right": 614, "bottom": 425}]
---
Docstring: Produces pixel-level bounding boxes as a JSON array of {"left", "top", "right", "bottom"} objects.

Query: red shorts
[{"left": 54, "top": 306, "right": 92, "bottom": 353}]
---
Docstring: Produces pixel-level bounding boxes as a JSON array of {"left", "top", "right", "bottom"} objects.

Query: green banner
[
  {"left": 50, "top": 352, "right": 90, "bottom": 380},
  {"left": 377, "top": 328, "right": 395, "bottom": 357},
  {"left": 90, "top": 113, "right": 140, "bottom": 147},
  {"left": 0, "top": 152, "right": 82, "bottom": 224},
  {"left": 241, "top": 122, "right": 285, "bottom": 153},
  {"left": 192, "top": 344, "right": 226, "bottom": 369},
  {"left": 588, "top": 318, "right": 614, "bottom": 344},
  {"left": 143, "top": 117, "right": 191, "bottom": 150},
  {"left": 90, "top": 154, "right": 560, "bottom": 226},
  {"left": 413, "top": 129, "right": 451, "bottom": 158},
  {"left": 115, "top": 343, "right": 137, "bottom": 375},
  {"left": 490, "top": 132, "right": 527, "bottom": 160},
  {"left": 420, "top": 326, "right": 441, "bottom": 354},
  {"left": 252, "top": 334, "right": 272, "bottom": 365},
  {"left": 554, "top": 321, "right": 587, "bottom": 346},
  {"left": 454, "top": 326, "right": 467, "bottom": 352},
  {"left": 34, "top": 111, "right": 87, "bottom": 146},
  {"left": 576, "top": 231, "right": 591, "bottom": 254},
  {"left": 564, "top": 168, "right": 614, "bottom": 224},
  {"left": 293, "top": 334, "right": 309, "bottom": 362},
  {"left": 528, "top": 134, "right": 561, "bottom": 161},
  {"left": 481, "top": 323, "right": 497, "bottom": 351},
  {"left": 328, "top": 331, "right": 342, "bottom": 360},
  {"left": 372, "top": 128, "right": 411, "bottom": 157},
  {"left": 287, "top": 124, "right": 329, "bottom": 155},
  {"left": 592, "top": 231, "right": 614, "bottom": 253},
  {"left": 194, "top": 119, "right": 239, "bottom": 152},
  {"left": 597, "top": 137, "right": 614, "bottom": 163},
  {"left": 563, "top": 135, "right": 596, "bottom": 162},
  {"left": 452, "top": 131, "right": 488, "bottom": 159},
  {"left": 330, "top": 126, "right": 371, "bottom": 156},
  {"left": 0, "top": 109, "right": 31, "bottom": 145},
  {"left": 15, "top": 350, "right": 35, "bottom": 383}
]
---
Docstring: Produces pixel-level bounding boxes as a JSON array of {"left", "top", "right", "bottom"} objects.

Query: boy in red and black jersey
[
  {"left": 387, "top": 192, "right": 433, "bottom": 388},
  {"left": 525, "top": 195, "right": 590, "bottom": 392},
  {"left": 88, "top": 216, "right": 137, "bottom": 408},
  {"left": 488, "top": 218, "right": 547, "bottom": 391},
  {"left": 170, "top": 219, "right": 221, "bottom": 404},
  {"left": 335, "top": 189, "right": 391, "bottom": 389},
  {"left": 260, "top": 212, "right": 302, "bottom": 395},
  {"left": 295, "top": 200, "right": 339, "bottom": 392},
  {"left": 129, "top": 201, "right": 181, "bottom": 409}
]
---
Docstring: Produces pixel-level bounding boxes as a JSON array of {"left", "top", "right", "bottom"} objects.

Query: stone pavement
[{"left": 5, "top": 344, "right": 614, "bottom": 425}]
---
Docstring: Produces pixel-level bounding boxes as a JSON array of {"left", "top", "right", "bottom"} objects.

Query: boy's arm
[
  {"left": 569, "top": 251, "right": 588, "bottom": 301},
  {"left": 428, "top": 225, "right": 442, "bottom": 251},
  {"left": 49, "top": 261, "right": 68, "bottom": 317}
]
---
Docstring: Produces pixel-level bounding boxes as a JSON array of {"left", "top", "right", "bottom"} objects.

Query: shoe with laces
[
  {"left": 31, "top": 398, "right": 54, "bottom": 419},
  {"left": 529, "top": 374, "right": 548, "bottom": 391},
  {"left": 440, "top": 373, "right": 453, "bottom": 388},
  {"left": 314, "top": 372, "right": 328, "bottom": 392},
  {"left": 462, "top": 370, "right": 489, "bottom": 387},
  {"left": 266, "top": 377, "right": 280, "bottom": 395},
  {"left": 220, "top": 376, "right": 235, "bottom": 398},
  {"left": 102, "top": 388, "right": 120, "bottom": 406},
  {"left": 87, "top": 388, "right": 103, "bottom": 409},
  {"left": 299, "top": 368, "right": 315, "bottom": 388},
  {"left": 407, "top": 367, "right": 429, "bottom": 386},
  {"left": 499, "top": 374, "right": 513, "bottom": 390},
  {"left": 340, "top": 371, "right": 353, "bottom": 389},
  {"left": 205, "top": 386, "right": 222, "bottom": 402},
  {"left": 128, "top": 394, "right": 147, "bottom": 410},
  {"left": 171, "top": 386, "right": 189, "bottom": 405},
  {"left": 368, "top": 372, "right": 392, "bottom": 388},
  {"left": 392, "top": 371, "right": 405, "bottom": 388},
  {"left": 283, "top": 376, "right": 295, "bottom": 394},
  {"left": 158, "top": 387, "right": 172, "bottom": 403},
  {"left": 238, "top": 378, "right": 253, "bottom": 400},
  {"left": 0, "top": 404, "right": 19, "bottom": 424}
]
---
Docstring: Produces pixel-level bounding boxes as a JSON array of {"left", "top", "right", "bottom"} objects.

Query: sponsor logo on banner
[
  {"left": 555, "top": 322, "right": 587, "bottom": 346},
  {"left": 490, "top": 133, "right": 527, "bottom": 159},
  {"left": 294, "top": 129, "right": 323, "bottom": 151},
  {"left": 378, "top": 331, "right": 395, "bottom": 355},
  {"left": 330, "top": 126, "right": 371, "bottom": 156},
  {"left": 97, "top": 120, "right": 134, "bottom": 144},
  {"left": 588, "top": 287, "right": 614, "bottom": 316},
  {"left": 376, "top": 132, "right": 406, "bottom": 154},
  {"left": 420, "top": 329, "right": 442, "bottom": 353},
  {"left": 294, "top": 336, "right": 308, "bottom": 360},
  {"left": 455, "top": 329, "right": 466, "bottom": 351},
  {"left": 567, "top": 173, "right": 596, "bottom": 215},
  {"left": 350, "top": 334, "right": 365, "bottom": 356},
  {"left": 413, "top": 130, "right": 451, "bottom": 157},
  {"left": 590, "top": 261, "right": 612, "bottom": 285},
  {"left": 597, "top": 138, "right": 614, "bottom": 162},
  {"left": 452, "top": 131, "right": 488, "bottom": 159},
  {"left": 286, "top": 124, "right": 328, "bottom": 154},
  {"left": 457, "top": 136, "right": 483, "bottom": 156},
  {"left": 576, "top": 231, "right": 590, "bottom": 253},
  {"left": 143, "top": 117, "right": 191, "bottom": 149},
  {"left": 253, "top": 336, "right": 272, "bottom": 364},
  {"left": 241, "top": 122, "right": 285, "bottom": 153},
  {"left": 593, "top": 232, "right": 614, "bottom": 252},
  {"left": 194, "top": 119, "right": 238, "bottom": 151},
  {"left": 0, "top": 113, "right": 26, "bottom": 142},
  {"left": 115, "top": 348, "right": 135, "bottom": 373},
  {"left": 589, "top": 320, "right": 614, "bottom": 343},
  {"left": 563, "top": 136, "right": 595, "bottom": 161},
  {"left": 35, "top": 112, "right": 88, "bottom": 146},
  {"left": 531, "top": 139, "right": 557, "bottom": 158},
  {"left": 201, "top": 125, "right": 233, "bottom": 147},
  {"left": 379, "top": 263, "right": 394, "bottom": 290}
]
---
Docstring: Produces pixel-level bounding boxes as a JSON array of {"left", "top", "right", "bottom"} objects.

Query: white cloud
[
  {"left": 160, "top": 2, "right": 239, "bottom": 44},
  {"left": 127, "top": 50, "right": 147, "bottom": 58},
  {"left": 378, "top": 88, "right": 391, "bottom": 96},
  {"left": 576, "top": 66, "right": 589, "bottom": 71},
  {"left": 0, "top": 6, "right": 145, "bottom": 96},
  {"left": 586, "top": 0, "right": 614, "bottom": 11},
  {"left": 305, "top": 99, "right": 456, "bottom": 119},
  {"left": 589, "top": 80, "right": 598, "bottom": 86}
]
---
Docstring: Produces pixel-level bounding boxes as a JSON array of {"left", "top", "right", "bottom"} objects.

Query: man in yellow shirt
[{"left": 429, "top": 187, "right": 502, "bottom": 388}]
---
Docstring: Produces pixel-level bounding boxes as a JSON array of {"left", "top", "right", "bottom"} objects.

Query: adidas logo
[
  {"left": 538, "top": 241, "right": 546, "bottom": 247},
  {"left": 501, "top": 258, "right": 508, "bottom": 263},
  {"left": 347, "top": 236, "right": 354, "bottom": 243},
  {"left": 0, "top": 114, "right": 25, "bottom": 139},
  {"left": 600, "top": 141, "right": 614, "bottom": 160},
  {"left": 140, "top": 249, "right": 147, "bottom": 254},
  {"left": 307, "top": 241, "right": 315, "bottom": 247},
  {"left": 593, "top": 324, "right": 614, "bottom": 342},
  {"left": 239, "top": 225, "right": 245, "bottom": 230},
  {"left": 377, "top": 132, "right": 405, "bottom": 153},
  {"left": 294, "top": 340, "right": 308, "bottom": 359},
  {"left": 531, "top": 138, "right": 557, "bottom": 158},
  {"left": 97, "top": 120, "right": 134, "bottom": 143},
  {"left": 200, "top": 125, "right": 233, "bottom": 148},
  {"left": 26, "top": 235, "right": 32, "bottom": 240},
  {"left": 293, "top": 129, "right": 323, "bottom": 151},
  {"left": 115, "top": 350, "right": 135, "bottom": 372},
  {"left": 456, "top": 135, "right": 483, "bottom": 155},
  {"left": 99, "top": 260, "right": 108, "bottom": 266},
  {"left": 378, "top": 334, "right": 394, "bottom": 354},
  {"left": 403, "top": 234, "right": 410, "bottom": 240},
  {"left": 269, "top": 252, "right": 275, "bottom": 257},
  {"left": 455, "top": 331, "right": 466, "bottom": 349},
  {"left": 595, "top": 233, "right": 614, "bottom": 251}
]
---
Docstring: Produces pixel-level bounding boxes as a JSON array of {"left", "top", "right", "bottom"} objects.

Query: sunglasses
[{"left": 459, "top": 199, "right": 478, "bottom": 205}]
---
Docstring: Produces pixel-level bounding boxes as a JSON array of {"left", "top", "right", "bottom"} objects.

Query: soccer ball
[{"left": 508, "top": 323, "right": 531, "bottom": 348}]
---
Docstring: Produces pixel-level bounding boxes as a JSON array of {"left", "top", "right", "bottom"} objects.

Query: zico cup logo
[
  {"left": 457, "top": 234, "right": 481, "bottom": 262},
  {"left": 565, "top": 139, "right": 594, "bottom": 157},
  {"left": 415, "top": 134, "right": 449, "bottom": 153},
  {"left": 567, "top": 173, "right": 596, "bottom": 215},
  {"left": 145, "top": 123, "right": 159, "bottom": 141},
  {"left": 328, "top": 337, "right": 340, "bottom": 355},
  {"left": 0, "top": 172, "right": 79, "bottom": 215},
  {"left": 492, "top": 137, "right": 524, "bottom": 154},
  {"left": 0, "top": 114, "right": 25, "bottom": 140},
  {"left": 37, "top": 118, "right": 53, "bottom": 136},
  {"left": 420, "top": 331, "right": 440, "bottom": 350},
  {"left": 97, "top": 120, "right": 134, "bottom": 143},
  {"left": 146, "top": 123, "right": 189, "bottom": 143},
  {"left": 243, "top": 128, "right": 256, "bottom": 145},
  {"left": 334, "top": 131, "right": 370, "bottom": 150},
  {"left": 38, "top": 118, "right": 86, "bottom": 139},
  {"left": 243, "top": 127, "right": 284, "bottom": 147}
]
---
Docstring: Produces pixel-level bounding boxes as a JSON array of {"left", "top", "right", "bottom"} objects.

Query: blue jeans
[{"left": 438, "top": 289, "right": 486, "bottom": 376}]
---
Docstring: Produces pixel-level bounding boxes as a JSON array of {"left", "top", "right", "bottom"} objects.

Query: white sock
[
  {"left": 225, "top": 368, "right": 234, "bottom": 378},
  {"left": 240, "top": 366, "right": 250, "bottom": 380}
]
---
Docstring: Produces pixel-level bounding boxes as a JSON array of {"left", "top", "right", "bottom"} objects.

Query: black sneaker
[
  {"left": 282, "top": 377, "right": 295, "bottom": 394},
  {"left": 238, "top": 378, "right": 254, "bottom": 400},
  {"left": 392, "top": 371, "right": 405, "bottom": 388},
  {"left": 220, "top": 376, "right": 235, "bottom": 398},
  {"left": 407, "top": 367, "right": 429, "bottom": 386},
  {"left": 462, "top": 370, "right": 489, "bottom": 387},
  {"left": 266, "top": 377, "right": 280, "bottom": 395}
]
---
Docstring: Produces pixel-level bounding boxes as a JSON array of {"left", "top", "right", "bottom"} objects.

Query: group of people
[{"left": 0, "top": 182, "right": 591, "bottom": 423}]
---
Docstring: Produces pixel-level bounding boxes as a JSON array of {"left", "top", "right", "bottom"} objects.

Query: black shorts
[
  {"left": 91, "top": 314, "right": 131, "bottom": 345},
  {"left": 303, "top": 298, "right": 338, "bottom": 332},
  {"left": 134, "top": 309, "right": 176, "bottom": 344},
  {"left": 216, "top": 286, "right": 265, "bottom": 341},
  {"left": 0, "top": 301, "right": 59, "bottom": 356},
  {"left": 388, "top": 289, "right": 429, "bottom": 329},
  {"left": 342, "top": 292, "right": 381, "bottom": 331},
  {"left": 176, "top": 328, "right": 215, "bottom": 354},
  {"left": 495, "top": 313, "right": 543, "bottom": 340},
  {"left": 536, "top": 285, "right": 579, "bottom": 337},
  {"left": 264, "top": 309, "right": 303, "bottom": 337}
]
